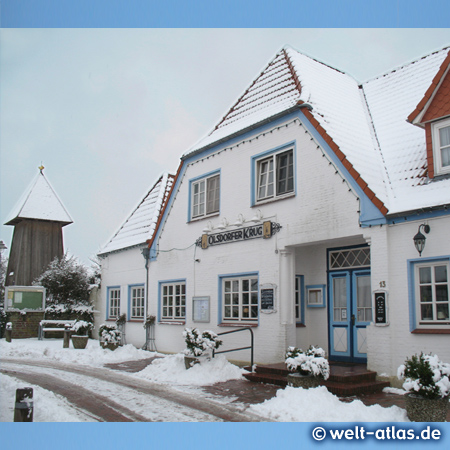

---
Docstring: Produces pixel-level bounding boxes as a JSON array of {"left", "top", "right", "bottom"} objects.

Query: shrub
[
  {"left": 285, "top": 345, "right": 330, "bottom": 380},
  {"left": 34, "top": 253, "right": 91, "bottom": 307},
  {"left": 183, "top": 328, "right": 222, "bottom": 357},
  {"left": 72, "top": 320, "right": 93, "bottom": 336},
  {"left": 398, "top": 353, "right": 450, "bottom": 400},
  {"left": 98, "top": 324, "right": 122, "bottom": 344}
]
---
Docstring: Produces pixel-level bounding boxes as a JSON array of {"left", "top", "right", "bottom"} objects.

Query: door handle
[{"left": 351, "top": 314, "right": 356, "bottom": 326}]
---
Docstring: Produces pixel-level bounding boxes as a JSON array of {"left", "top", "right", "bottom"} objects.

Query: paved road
[{"left": 1, "top": 358, "right": 267, "bottom": 422}]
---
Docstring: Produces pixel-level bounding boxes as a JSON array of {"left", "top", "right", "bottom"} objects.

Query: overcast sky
[{"left": 2, "top": 28, "right": 450, "bottom": 266}]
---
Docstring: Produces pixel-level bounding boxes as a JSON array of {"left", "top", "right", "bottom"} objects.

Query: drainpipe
[{"left": 141, "top": 247, "right": 150, "bottom": 319}]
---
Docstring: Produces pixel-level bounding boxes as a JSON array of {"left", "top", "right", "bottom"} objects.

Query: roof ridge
[
  {"left": 210, "top": 50, "right": 289, "bottom": 133},
  {"left": 363, "top": 45, "right": 450, "bottom": 85}
]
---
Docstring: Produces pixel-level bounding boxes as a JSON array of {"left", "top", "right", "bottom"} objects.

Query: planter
[
  {"left": 184, "top": 354, "right": 210, "bottom": 369},
  {"left": 100, "top": 341, "right": 120, "bottom": 351},
  {"left": 287, "top": 373, "right": 322, "bottom": 389},
  {"left": 71, "top": 335, "right": 89, "bottom": 349},
  {"left": 405, "top": 394, "right": 449, "bottom": 422}
]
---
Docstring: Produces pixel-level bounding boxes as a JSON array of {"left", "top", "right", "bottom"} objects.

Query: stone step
[{"left": 243, "top": 362, "right": 391, "bottom": 397}]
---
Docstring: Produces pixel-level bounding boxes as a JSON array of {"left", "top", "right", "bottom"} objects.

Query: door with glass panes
[{"left": 328, "top": 247, "right": 372, "bottom": 363}]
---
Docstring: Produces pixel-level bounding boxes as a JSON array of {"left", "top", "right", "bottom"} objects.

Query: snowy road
[{"left": 1, "top": 358, "right": 265, "bottom": 422}]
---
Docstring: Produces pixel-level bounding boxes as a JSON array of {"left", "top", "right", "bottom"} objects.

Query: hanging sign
[{"left": 196, "top": 221, "right": 282, "bottom": 249}]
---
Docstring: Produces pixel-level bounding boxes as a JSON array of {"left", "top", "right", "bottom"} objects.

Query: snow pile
[
  {"left": 250, "top": 386, "right": 408, "bottom": 422},
  {"left": 135, "top": 353, "right": 245, "bottom": 386},
  {"left": 0, "top": 373, "right": 94, "bottom": 422},
  {"left": 0, "top": 338, "right": 153, "bottom": 366}
]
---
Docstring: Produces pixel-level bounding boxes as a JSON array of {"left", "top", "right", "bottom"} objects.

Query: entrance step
[{"left": 243, "top": 362, "right": 390, "bottom": 397}]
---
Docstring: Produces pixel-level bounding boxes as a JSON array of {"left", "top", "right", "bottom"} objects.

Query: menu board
[
  {"left": 375, "top": 292, "right": 387, "bottom": 325},
  {"left": 261, "top": 288, "right": 275, "bottom": 311}
]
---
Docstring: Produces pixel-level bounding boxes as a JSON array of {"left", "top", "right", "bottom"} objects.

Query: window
[
  {"left": 307, "top": 285, "right": 326, "bottom": 308},
  {"left": 160, "top": 281, "right": 186, "bottom": 321},
  {"left": 222, "top": 275, "right": 258, "bottom": 323},
  {"left": 191, "top": 172, "right": 220, "bottom": 219},
  {"left": 108, "top": 287, "right": 120, "bottom": 319},
  {"left": 432, "top": 118, "right": 450, "bottom": 175},
  {"left": 130, "top": 285, "right": 145, "bottom": 319},
  {"left": 255, "top": 147, "right": 294, "bottom": 202},
  {"left": 409, "top": 258, "right": 450, "bottom": 331},
  {"left": 295, "top": 275, "right": 305, "bottom": 324}
]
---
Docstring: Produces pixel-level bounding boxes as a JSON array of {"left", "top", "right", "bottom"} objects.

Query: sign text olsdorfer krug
[{"left": 196, "top": 221, "right": 282, "bottom": 249}]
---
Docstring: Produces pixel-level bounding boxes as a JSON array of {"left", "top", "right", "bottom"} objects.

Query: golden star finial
[{"left": 38, "top": 164, "right": 45, "bottom": 173}]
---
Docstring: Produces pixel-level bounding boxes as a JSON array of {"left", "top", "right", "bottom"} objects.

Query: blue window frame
[
  {"left": 219, "top": 272, "right": 259, "bottom": 324},
  {"left": 128, "top": 284, "right": 145, "bottom": 320},
  {"left": 107, "top": 286, "right": 121, "bottom": 320},
  {"left": 188, "top": 170, "right": 220, "bottom": 221},
  {"left": 158, "top": 279, "right": 186, "bottom": 322},
  {"left": 306, "top": 284, "right": 327, "bottom": 308},
  {"left": 251, "top": 142, "right": 296, "bottom": 206},
  {"left": 295, "top": 275, "right": 305, "bottom": 324},
  {"left": 408, "top": 256, "right": 450, "bottom": 331}
]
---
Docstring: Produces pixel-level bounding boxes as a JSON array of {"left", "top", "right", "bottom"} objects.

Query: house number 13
[{"left": 379, "top": 281, "right": 386, "bottom": 288}]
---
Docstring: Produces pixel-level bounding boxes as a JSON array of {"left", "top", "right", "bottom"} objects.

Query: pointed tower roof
[
  {"left": 5, "top": 167, "right": 73, "bottom": 226},
  {"left": 98, "top": 172, "right": 175, "bottom": 256}
]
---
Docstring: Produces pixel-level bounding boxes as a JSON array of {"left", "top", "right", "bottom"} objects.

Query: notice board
[{"left": 5, "top": 286, "right": 46, "bottom": 311}]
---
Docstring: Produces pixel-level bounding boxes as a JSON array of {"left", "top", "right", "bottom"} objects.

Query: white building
[
  {"left": 97, "top": 173, "right": 174, "bottom": 347},
  {"left": 101, "top": 46, "right": 450, "bottom": 381}
]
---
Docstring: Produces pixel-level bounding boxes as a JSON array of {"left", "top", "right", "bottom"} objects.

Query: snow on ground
[
  {"left": 249, "top": 386, "right": 409, "bottom": 422},
  {"left": 0, "top": 337, "right": 154, "bottom": 366},
  {"left": 0, "top": 373, "right": 95, "bottom": 422},
  {"left": 134, "top": 353, "right": 245, "bottom": 385},
  {"left": 1, "top": 338, "right": 409, "bottom": 422}
]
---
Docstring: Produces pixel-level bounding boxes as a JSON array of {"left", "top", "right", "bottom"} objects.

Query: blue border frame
[
  {"left": 127, "top": 283, "right": 145, "bottom": 320},
  {"left": 187, "top": 169, "right": 221, "bottom": 222},
  {"left": 407, "top": 255, "right": 450, "bottom": 332},
  {"left": 295, "top": 274, "right": 305, "bottom": 324},
  {"left": 306, "top": 284, "right": 326, "bottom": 308},
  {"left": 157, "top": 278, "right": 187, "bottom": 322},
  {"left": 218, "top": 271, "right": 259, "bottom": 324},
  {"left": 106, "top": 285, "right": 121, "bottom": 320},
  {"left": 250, "top": 141, "right": 297, "bottom": 206}
]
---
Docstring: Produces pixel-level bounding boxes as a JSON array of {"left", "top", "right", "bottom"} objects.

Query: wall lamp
[{"left": 413, "top": 224, "right": 430, "bottom": 257}]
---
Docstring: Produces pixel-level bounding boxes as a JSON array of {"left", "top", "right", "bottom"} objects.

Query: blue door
[{"left": 329, "top": 270, "right": 372, "bottom": 362}]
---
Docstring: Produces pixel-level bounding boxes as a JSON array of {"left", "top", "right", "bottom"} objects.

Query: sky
[{"left": 2, "top": 28, "right": 450, "bottom": 266}]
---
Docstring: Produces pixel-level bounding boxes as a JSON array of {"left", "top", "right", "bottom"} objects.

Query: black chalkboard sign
[
  {"left": 375, "top": 292, "right": 387, "bottom": 324},
  {"left": 261, "top": 288, "right": 274, "bottom": 310}
]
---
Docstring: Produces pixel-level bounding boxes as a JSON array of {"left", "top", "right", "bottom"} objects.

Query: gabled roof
[
  {"left": 5, "top": 169, "right": 73, "bottom": 226},
  {"left": 98, "top": 172, "right": 175, "bottom": 256},
  {"left": 185, "top": 45, "right": 450, "bottom": 216},
  {"left": 407, "top": 50, "right": 450, "bottom": 125}
]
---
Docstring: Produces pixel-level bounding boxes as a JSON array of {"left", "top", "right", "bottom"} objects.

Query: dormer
[{"left": 408, "top": 50, "right": 450, "bottom": 179}]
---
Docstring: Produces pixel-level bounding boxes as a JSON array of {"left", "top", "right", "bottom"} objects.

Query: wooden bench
[{"left": 38, "top": 320, "right": 76, "bottom": 340}]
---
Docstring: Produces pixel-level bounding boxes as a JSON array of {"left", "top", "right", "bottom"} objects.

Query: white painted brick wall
[{"left": 152, "top": 119, "right": 366, "bottom": 364}]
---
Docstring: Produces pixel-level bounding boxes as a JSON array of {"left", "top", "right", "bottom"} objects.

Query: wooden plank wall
[{"left": 5, "top": 219, "right": 64, "bottom": 286}]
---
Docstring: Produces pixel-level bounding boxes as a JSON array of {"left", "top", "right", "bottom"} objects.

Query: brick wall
[{"left": 8, "top": 311, "right": 44, "bottom": 339}]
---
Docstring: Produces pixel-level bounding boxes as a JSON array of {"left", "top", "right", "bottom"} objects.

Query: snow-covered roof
[
  {"left": 98, "top": 173, "right": 175, "bottom": 255},
  {"left": 5, "top": 169, "right": 73, "bottom": 226},
  {"left": 184, "top": 45, "right": 450, "bottom": 216}
]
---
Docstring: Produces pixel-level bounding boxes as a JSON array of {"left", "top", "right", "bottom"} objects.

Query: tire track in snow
[
  {"left": 2, "top": 358, "right": 266, "bottom": 422},
  {"left": 1, "top": 368, "right": 150, "bottom": 422}
]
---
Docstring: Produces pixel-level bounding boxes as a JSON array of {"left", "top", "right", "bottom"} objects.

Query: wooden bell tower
[{"left": 4, "top": 166, "right": 73, "bottom": 286}]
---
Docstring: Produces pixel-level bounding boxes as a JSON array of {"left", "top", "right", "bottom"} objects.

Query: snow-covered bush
[
  {"left": 183, "top": 328, "right": 222, "bottom": 357},
  {"left": 398, "top": 353, "right": 450, "bottom": 400},
  {"left": 34, "top": 253, "right": 92, "bottom": 307},
  {"left": 0, "top": 308, "right": 9, "bottom": 338},
  {"left": 285, "top": 346, "right": 330, "bottom": 380},
  {"left": 98, "top": 324, "right": 122, "bottom": 344},
  {"left": 71, "top": 320, "right": 93, "bottom": 337}
]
